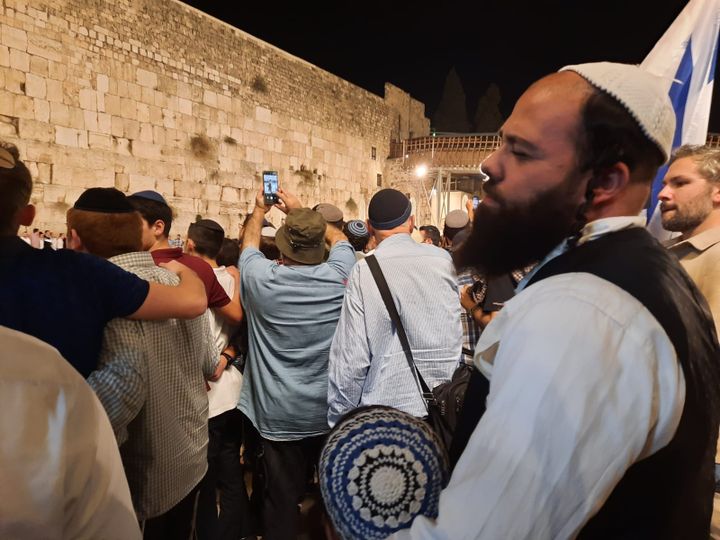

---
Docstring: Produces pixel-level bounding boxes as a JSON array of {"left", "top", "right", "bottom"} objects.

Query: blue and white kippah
[
  {"left": 320, "top": 406, "right": 449, "bottom": 539},
  {"left": 346, "top": 219, "right": 369, "bottom": 238}
]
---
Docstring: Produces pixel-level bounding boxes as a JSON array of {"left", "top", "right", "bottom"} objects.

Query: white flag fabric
[{"left": 641, "top": 0, "right": 720, "bottom": 237}]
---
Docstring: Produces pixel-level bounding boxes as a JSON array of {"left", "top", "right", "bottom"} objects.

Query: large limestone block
[
  {"left": 18, "top": 119, "right": 53, "bottom": 142},
  {"left": 128, "top": 173, "right": 156, "bottom": 193},
  {"left": 1, "top": 25, "right": 27, "bottom": 51}
]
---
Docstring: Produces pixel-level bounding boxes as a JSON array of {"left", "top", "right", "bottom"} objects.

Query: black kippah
[
  {"left": 368, "top": 189, "right": 412, "bottom": 230},
  {"left": 73, "top": 188, "right": 135, "bottom": 214},
  {"left": 192, "top": 219, "right": 224, "bottom": 234}
]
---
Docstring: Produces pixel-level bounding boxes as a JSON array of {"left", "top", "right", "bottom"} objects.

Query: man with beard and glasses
[{"left": 390, "top": 63, "right": 720, "bottom": 539}]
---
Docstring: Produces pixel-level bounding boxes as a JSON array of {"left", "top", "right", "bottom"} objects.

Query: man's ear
[
  {"left": 151, "top": 219, "right": 166, "bottom": 239},
  {"left": 408, "top": 215, "right": 415, "bottom": 232},
  {"left": 366, "top": 220, "right": 375, "bottom": 236},
  {"left": 185, "top": 238, "right": 196, "bottom": 254},
  {"left": 588, "top": 162, "right": 632, "bottom": 206},
  {"left": 67, "top": 228, "right": 84, "bottom": 252},
  {"left": 711, "top": 184, "right": 720, "bottom": 207},
  {"left": 17, "top": 204, "right": 35, "bottom": 227}
]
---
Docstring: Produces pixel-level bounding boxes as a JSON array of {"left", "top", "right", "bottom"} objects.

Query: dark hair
[
  {"left": 442, "top": 225, "right": 466, "bottom": 243},
  {"left": 576, "top": 89, "right": 665, "bottom": 183},
  {"left": 128, "top": 196, "right": 173, "bottom": 237},
  {"left": 0, "top": 142, "right": 33, "bottom": 236},
  {"left": 187, "top": 222, "right": 224, "bottom": 259},
  {"left": 342, "top": 222, "right": 370, "bottom": 252},
  {"left": 259, "top": 236, "right": 281, "bottom": 261},
  {"left": 217, "top": 238, "right": 240, "bottom": 268},
  {"left": 419, "top": 225, "right": 441, "bottom": 246}
]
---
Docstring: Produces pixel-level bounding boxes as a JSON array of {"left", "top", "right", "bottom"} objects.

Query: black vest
[{"left": 522, "top": 227, "right": 720, "bottom": 539}]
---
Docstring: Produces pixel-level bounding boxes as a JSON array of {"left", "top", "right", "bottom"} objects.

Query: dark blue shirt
[{"left": 0, "top": 236, "right": 149, "bottom": 377}]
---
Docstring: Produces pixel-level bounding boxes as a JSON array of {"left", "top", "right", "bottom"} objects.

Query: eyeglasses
[{"left": 0, "top": 147, "right": 16, "bottom": 169}]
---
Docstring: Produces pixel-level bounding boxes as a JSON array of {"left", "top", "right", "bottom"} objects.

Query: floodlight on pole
[{"left": 415, "top": 164, "right": 428, "bottom": 178}]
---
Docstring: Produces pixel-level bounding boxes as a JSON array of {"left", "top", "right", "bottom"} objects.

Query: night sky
[{"left": 185, "top": 1, "right": 720, "bottom": 132}]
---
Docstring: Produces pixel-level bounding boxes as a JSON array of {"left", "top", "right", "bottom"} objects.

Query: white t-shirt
[
  {"left": 0, "top": 326, "right": 141, "bottom": 540},
  {"left": 207, "top": 266, "right": 243, "bottom": 419}
]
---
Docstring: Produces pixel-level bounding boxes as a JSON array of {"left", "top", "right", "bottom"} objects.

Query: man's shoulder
[
  {"left": 0, "top": 326, "right": 85, "bottom": 387},
  {"left": 112, "top": 253, "right": 179, "bottom": 286},
  {"left": 513, "top": 272, "right": 653, "bottom": 329}
]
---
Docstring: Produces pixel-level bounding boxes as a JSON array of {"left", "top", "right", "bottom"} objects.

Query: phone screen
[
  {"left": 263, "top": 171, "right": 278, "bottom": 203},
  {"left": 472, "top": 196, "right": 479, "bottom": 209}
]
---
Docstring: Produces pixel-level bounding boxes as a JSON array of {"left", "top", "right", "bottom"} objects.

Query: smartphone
[
  {"left": 262, "top": 171, "right": 279, "bottom": 205},
  {"left": 472, "top": 195, "right": 480, "bottom": 209}
]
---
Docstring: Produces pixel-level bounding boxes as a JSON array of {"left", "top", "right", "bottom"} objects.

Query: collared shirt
[
  {"left": 151, "top": 247, "right": 230, "bottom": 308},
  {"left": 666, "top": 227, "right": 720, "bottom": 468},
  {"left": 87, "top": 251, "right": 216, "bottom": 520},
  {"left": 328, "top": 234, "right": 462, "bottom": 427},
  {"left": 0, "top": 236, "right": 149, "bottom": 377},
  {"left": 460, "top": 267, "right": 532, "bottom": 365},
  {"left": 0, "top": 326, "right": 141, "bottom": 540},
  {"left": 457, "top": 269, "right": 480, "bottom": 365},
  {"left": 391, "top": 216, "right": 685, "bottom": 539},
  {"left": 239, "top": 241, "right": 356, "bottom": 441},
  {"left": 667, "top": 226, "right": 720, "bottom": 336}
]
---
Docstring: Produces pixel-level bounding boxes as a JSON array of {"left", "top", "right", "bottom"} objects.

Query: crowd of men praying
[{"left": 2, "top": 60, "right": 720, "bottom": 540}]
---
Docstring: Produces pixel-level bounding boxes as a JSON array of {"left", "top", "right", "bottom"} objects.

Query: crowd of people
[{"left": 1, "top": 59, "right": 720, "bottom": 540}]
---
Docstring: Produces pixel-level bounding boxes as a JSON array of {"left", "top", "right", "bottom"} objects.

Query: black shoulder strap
[{"left": 365, "top": 254, "right": 432, "bottom": 405}]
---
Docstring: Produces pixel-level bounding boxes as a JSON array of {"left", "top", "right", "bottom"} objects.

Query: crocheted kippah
[
  {"left": 346, "top": 219, "right": 369, "bottom": 238},
  {"left": 560, "top": 62, "right": 676, "bottom": 163},
  {"left": 320, "top": 406, "right": 449, "bottom": 539}
]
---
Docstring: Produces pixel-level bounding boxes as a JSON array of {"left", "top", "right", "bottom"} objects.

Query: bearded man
[
  {"left": 389, "top": 63, "right": 720, "bottom": 539},
  {"left": 660, "top": 145, "right": 720, "bottom": 334}
]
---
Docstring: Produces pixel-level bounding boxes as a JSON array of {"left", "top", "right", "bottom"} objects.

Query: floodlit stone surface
[{"left": 1, "top": 0, "right": 428, "bottom": 233}]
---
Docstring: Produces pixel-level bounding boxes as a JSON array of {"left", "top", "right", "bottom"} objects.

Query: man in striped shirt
[{"left": 328, "top": 189, "right": 462, "bottom": 426}]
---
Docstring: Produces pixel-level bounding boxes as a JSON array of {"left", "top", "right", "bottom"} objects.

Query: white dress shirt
[
  {"left": 0, "top": 326, "right": 141, "bottom": 540},
  {"left": 390, "top": 217, "right": 685, "bottom": 539}
]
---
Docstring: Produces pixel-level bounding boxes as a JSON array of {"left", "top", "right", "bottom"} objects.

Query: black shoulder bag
[{"left": 366, "top": 254, "right": 471, "bottom": 454}]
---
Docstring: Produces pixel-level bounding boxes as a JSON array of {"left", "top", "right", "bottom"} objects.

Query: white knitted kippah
[{"left": 560, "top": 62, "right": 676, "bottom": 163}]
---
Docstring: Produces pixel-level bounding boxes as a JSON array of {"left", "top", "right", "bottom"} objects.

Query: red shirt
[{"left": 151, "top": 248, "right": 230, "bottom": 308}]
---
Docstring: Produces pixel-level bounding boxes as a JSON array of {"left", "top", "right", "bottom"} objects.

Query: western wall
[{"left": 0, "top": 0, "right": 428, "bottom": 236}]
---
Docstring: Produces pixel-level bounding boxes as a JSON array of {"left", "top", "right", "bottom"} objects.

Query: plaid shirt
[
  {"left": 457, "top": 269, "right": 480, "bottom": 365},
  {"left": 87, "top": 251, "right": 216, "bottom": 520},
  {"left": 458, "top": 267, "right": 535, "bottom": 365}
]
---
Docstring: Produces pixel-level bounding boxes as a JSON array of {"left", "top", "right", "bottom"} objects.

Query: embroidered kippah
[{"left": 320, "top": 406, "right": 448, "bottom": 539}]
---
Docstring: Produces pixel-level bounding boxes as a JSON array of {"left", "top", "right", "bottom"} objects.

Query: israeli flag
[{"left": 642, "top": 0, "right": 720, "bottom": 237}]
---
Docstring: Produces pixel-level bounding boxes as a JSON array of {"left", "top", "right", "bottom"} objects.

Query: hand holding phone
[{"left": 262, "top": 171, "right": 279, "bottom": 205}]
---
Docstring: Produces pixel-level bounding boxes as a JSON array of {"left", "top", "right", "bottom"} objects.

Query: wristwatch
[{"left": 220, "top": 352, "right": 234, "bottom": 367}]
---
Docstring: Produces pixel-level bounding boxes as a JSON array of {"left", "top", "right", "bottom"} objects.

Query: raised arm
[{"left": 242, "top": 189, "right": 272, "bottom": 252}]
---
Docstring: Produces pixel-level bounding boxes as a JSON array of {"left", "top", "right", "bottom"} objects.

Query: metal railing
[{"left": 390, "top": 132, "right": 720, "bottom": 159}]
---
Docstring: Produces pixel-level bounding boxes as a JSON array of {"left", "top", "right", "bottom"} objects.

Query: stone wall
[{"left": 0, "top": 0, "right": 428, "bottom": 236}]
